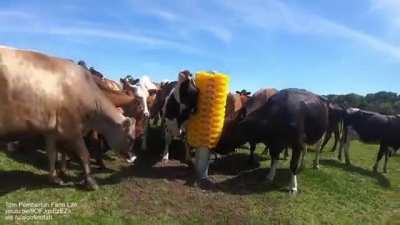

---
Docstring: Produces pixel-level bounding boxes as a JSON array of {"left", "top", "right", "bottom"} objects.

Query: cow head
[
  {"left": 77, "top": 60, "right": 88, "bottom": 69},
  {"left": 107, "top": 116, "right": 137, "bottom": 160},
  {"left": 236, "top": 89, "right": 251, "bottom": 96},
  {"left": 176, "top": 70, "right": 199, "bottom": 114},
  {"left": 120, "top": 76, "right": 157, "bottom": 119},
  {"left": 125, "top": 75, "right": 140, "bottom": 85},
  {"left": 215, "top": 106, "right": 247, "bottom": 154}
]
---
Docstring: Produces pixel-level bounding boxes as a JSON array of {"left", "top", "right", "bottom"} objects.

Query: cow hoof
[
  {"left": 58, "top": 170, "right": 71, "bottom": 180},
  {"left": 264, "top": 176, "right": 274, "bottom": 185},
  {"left": 126, "top": 156, "right": 137, "bottom": 164},
  {"left": 196, "top": 178, "right": 216, "bottom": 191},
  {"left": 49, "top": 176, "right": 65, "bottom": 186},
  {"left": 80, "top": 177, "right": 99, "bottom": 191},
  {"left": 247, "top": 159, "right": 259, "bottom": 167},
  {"left": 162, "top": 156, "right": 169, "bottom": 162},
  {"left": 372, "top": 166, "right": 378, "bottom": 173},
  {"left": 289, "top": 189, "right": 298, "bottom": 195},
  {"left": 383, "top": 169, "right": 388, "bottom": 174},
  {"left": 97, "top": 165, "right": 107, "bottom": 171},
  {"left": 184, "top": 160, "right": 194, "bottom": 168},
  {"left": 312, "top": 163, "right": 320, "bottom": 170}
]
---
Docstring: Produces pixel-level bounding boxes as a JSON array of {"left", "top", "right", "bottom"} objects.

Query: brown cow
[
  {"left": 88, "top": 74, "right": 144, "bottom": 165},
  {"left": 0, "top": 46, "right": 136, "bottom": 190},
  {"left": 216, "top": 88, "right": 278, "bottom": 163}
]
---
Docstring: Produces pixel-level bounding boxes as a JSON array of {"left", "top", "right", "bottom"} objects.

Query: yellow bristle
[{"left": 187, "top": 71, "right": 230, "bottom": 149}]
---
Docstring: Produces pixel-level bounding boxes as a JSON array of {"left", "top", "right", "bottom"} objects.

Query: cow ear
[
  {"left": 178, "top": 70, "right": 191, "bottom": 81},
  {"left": 235, "top": 91, "right": 240, "bottom": 94},
  {"left": 246, "top": 91, "right": 251, "bottom": 96}
]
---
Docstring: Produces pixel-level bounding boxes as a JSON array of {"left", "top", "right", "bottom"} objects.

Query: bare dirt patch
[{"left": 122, "top": 159, "right": 251, "bottom": 225}]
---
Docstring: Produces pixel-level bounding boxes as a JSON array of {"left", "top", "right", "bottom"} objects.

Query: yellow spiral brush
[{"left": 187, "top": 71, "right": 230, "bottom": 149}]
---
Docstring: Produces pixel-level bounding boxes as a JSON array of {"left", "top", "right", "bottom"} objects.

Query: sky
[{"left": 0, "top": 0, "right": 399, "bottom": 95}]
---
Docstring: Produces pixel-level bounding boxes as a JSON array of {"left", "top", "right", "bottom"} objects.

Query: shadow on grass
[
  {"left": 216, "top": 167, "right": 292, "bottom": 195},
  {"left": 210, "top": 153, "right": 263, "bottom": 176},
  {"left": 319, "top": 159, "right": 391, "bottom": 188},
  {"left": 0, "top": 127, "right": 287, "bottom": 195},
  {"left": 3, "top": 148, "right": 49, "bottom": 171},
  {"left": 0, "top": 170, "right": 83, "bottom": 196}
]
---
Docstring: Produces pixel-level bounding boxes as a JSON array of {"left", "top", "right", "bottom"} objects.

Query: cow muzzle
[{"left": 144, "top": 111, "right": 150, "bottom": 118}]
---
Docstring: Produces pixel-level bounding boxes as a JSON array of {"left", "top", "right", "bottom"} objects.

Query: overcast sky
[{"left": 1, "top": 0, "right": 399, "bottom": 95}]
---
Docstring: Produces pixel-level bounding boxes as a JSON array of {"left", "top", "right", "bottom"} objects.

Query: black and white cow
[
  {"left": 338, "top": 108, "right": 400, "bottom": 173},
  {"left": 218, "top": 89, "right": 329, "bottom": 194},
  {"left": 162, "top": 70, "right": 198, "bottom": 162}
]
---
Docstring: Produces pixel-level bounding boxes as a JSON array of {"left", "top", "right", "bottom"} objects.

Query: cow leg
[
  {"left": 319, "top": 132, "right": 331, "bottom": 153},
  {"left": 152, "top": 114, "right": 159, "bottom": 126},
  {"left": 72, "top": 138, "right": 99, "bottom": 190},
  {"left": 313, "top": 138, "right": 323, "bottom": 169},
  {"left": 248, "top": 142, "right": 256, "bottom": 165},
  {"left": 343, "top": 137, "right": 351, "bottom": 165},
  {"left": 184, "top": 142, "right": 193, "bottom": 167},
  {"left": 95, "top": 151, "right": 106, "bottom": 170},
  {"left": 289, "top": 144, "right": 303, "bottom": 194},
  {"left": 338, "top": 126, "right": 349, "bottom": 162},
  {"left": 266, "top": 143, "right": 282, "bottom": 183},
  {"left": 373, "top": 144, "right": 387, "bottom": 173},
  {"left": 45, "top": 136, "right": 65, "bottom": 186},
  {"left": 163, "top": 129, "right": 171, "bottom": 161},
  {"left": 262, "top": 143, "right": 269, "bottom": 155},
  {"left": 330, "top": 126, "right": 340, "bottom": 152},
  {"left": 383, "top": 150, "right": 389, "bottom": 173},
  {"left": 300, "top": 146, "right": 307, "bottom": 169},
  {"left": 283, "top": 147, "right": 289, "bottom": 160},
  {"left": 60, "top": 152, "right": 68, "bottom": 177},
  {"left": 141, "top": 118, "right": 149, "bottom": 150},
  {"left": 6, "top": 141, "right": 18, "bottom": 152},
  {"left": 96, "top": 138, "right": 107, "bottom": 169},
  {"left": 92, "top": 132, "right": 107, "bottom": 169}
]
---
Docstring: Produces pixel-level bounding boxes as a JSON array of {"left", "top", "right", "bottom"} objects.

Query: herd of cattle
[{"left": 0, "top": 46, "right": 399, "bottom": 194}]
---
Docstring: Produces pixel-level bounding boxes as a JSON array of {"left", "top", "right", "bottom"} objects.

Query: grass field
[{"left": 0, "top": 129, "right": 399, "bottom": 225}]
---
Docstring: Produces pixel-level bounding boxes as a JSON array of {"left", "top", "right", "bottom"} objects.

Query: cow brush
[{"left": 187, "top": 71, "right": 230, "bottom": 149}]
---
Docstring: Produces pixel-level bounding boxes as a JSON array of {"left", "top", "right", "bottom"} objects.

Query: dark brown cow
[
  {"left": 235, "top": 89, "right": 251, "bottom": 106},
  {"left": 0, "top": 46, "right": 136, "bottom": 190},
  {"left": 312, "top": 101, "right": 345, "bottom": 169},
  {"left": 338, "top": 108, "right": 400, "bottom": 173},
  {"left": 217, "top": 89, "right": 329, "bottom": 194}
]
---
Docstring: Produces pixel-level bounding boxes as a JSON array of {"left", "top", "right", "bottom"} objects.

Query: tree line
[{"left": 324, "top": 91, "right": 400, "bottom": 115}]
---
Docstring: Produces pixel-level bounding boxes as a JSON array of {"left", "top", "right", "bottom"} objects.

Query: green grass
[{"left": 0, "top": 139, "right": 399, "bottom": 225}]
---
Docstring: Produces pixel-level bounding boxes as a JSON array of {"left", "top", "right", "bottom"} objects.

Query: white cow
[{"left": 120, "top": 75, "right": 158, "bottom": 150}]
